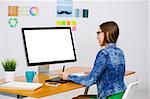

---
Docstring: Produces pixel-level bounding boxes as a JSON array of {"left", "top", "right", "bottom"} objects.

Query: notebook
[{"left": 0, "top": 81, "right": 43, "bottom": 91}]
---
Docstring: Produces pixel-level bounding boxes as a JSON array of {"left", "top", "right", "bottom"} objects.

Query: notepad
[{"left": 0, "top": 81, "right": 43, "bottom": 91}]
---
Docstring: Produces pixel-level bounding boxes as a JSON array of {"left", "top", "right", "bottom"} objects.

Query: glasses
[{"left": 97, "top": 31, "right": 103, "bottom": 35}]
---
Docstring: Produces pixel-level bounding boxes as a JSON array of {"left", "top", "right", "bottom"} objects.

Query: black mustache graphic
[{"left": 57, "top": 11, "right": 72, "bottom": 14}]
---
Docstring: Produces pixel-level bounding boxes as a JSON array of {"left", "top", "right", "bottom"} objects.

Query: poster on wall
[
  {"left": 56, "top": 0, "right": 73, "bottom": 17},
  {"left": 57, "top": 6, "right": 72, "bottom": 17},
  {"left": 74, "top": 8, "right": 89, "bottom": 18},
  {"left": 8, "top": 6, "right": 39, "bottom": 28},
  {"left": 29, "top": 7, "right": 39, "bottom": 16},
  {"left": 8, "top": 17, "right": 18, "bottom": 28},
  {"left": 8, "top": 6, "right": 18, "bottom": 16},
  {"left": 19, "top": 6, "right": 39, "bottom": 16},
  {"left": 8, "top": 6, "right": 39, "bottom": 16}
]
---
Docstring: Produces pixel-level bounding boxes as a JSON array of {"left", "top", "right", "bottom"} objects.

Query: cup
[{"left": 25, "top": 71, "right": 36, "bottom": 83}]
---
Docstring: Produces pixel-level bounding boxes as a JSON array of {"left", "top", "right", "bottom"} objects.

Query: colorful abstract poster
[
  {"left": 83, "top": 9, "right": 88, "bottom": 18},
  {"left": 8, "top": 17, "right": 18, "bottom": 28},
  {"left": 57, "top": 6, "right": 72, "bottom": 17},
  {"left": 29, "top": 7, "right": 39, "bottom": 16},
  {"left": 8, "top": 6, "right": 18, "bottom": 16},
  {"left": 74, "top": 9, "right": 79, "bottom": 17},
  {"left": 17, "top": 6, "right": 39, "bottom": 16},
  {"left": 18, "top": 6, "right": 29, "bottom": 16},
  {"left": 74, "top": 9, "right": 89, "bottom": 18}
]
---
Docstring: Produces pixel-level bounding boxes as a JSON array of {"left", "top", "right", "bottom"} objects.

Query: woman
[{"left": 60, "top": 21, "right": 126, "bottom": 99}]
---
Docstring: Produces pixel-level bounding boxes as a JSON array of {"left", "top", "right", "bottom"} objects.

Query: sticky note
[
  {"left": 62, "top": 20, "right": 66, "bottom": 25},
  {"left": 56, "top": 21, "right": 61, "bottom": 26},
  {"left": 72, "top": 26, "right": 76, "bottom": 31},
  {"left": 72, "top": 20, "right": 76, "bottom": 26},
  {"left": 67, "top": 21, "right": 71, "bottom": 25}
]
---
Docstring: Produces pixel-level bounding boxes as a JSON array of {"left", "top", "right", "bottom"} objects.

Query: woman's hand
[{"left": 59, "top": 72, "right": 69, "bottom": 80}]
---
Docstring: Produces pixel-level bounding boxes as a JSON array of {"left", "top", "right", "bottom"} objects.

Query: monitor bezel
[{"left": 22, "top": 27, "right": 77, "bottom": 66}]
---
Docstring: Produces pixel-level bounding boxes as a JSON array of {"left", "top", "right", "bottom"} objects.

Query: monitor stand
[
  {"left": 38, "top": 64, "right": 50, "bottom": 75},
  {"left": 38, "top": 65, "right": 59, "bottom": 75}
]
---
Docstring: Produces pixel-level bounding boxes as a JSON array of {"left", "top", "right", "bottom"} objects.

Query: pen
[
  {"left": 62, "top": 65, "right": 65, "bottom": 72},
  {"left": 61, "top": 65, "right": 65, "bottom": 81}
]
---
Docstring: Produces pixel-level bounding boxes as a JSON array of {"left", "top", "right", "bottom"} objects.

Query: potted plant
[{"left": 1, "top": 59, "right": 16, "bottom": 82}]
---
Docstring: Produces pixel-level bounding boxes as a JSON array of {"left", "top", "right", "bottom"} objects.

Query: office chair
[
  {"left": 72, "top": 79, "right": 140, "bottom": 99},
  {"left": 122, "top": 79, "right": 140, "bottom": 99}
]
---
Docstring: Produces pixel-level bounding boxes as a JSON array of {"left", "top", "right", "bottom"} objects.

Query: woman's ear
[{"left": 106, "top": 31, "right": 110, "bottom": 43}]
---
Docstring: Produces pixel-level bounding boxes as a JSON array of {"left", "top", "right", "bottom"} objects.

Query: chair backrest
[{"left": 122, "top": 79, "right": 140, "bottom": 99}]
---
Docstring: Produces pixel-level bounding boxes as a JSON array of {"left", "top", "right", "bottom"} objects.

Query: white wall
[
  {"left": 0, "top": 0, "right": 148, "bottom": 96},
  {"left": 73, "top": 1, "right": 148, "bottom": 92},
  {"left": 0, "top": 2, "right": 5, "bottom": 79},
  {"left": 148, "top": 0, "right": 150, "bottom": 97}
]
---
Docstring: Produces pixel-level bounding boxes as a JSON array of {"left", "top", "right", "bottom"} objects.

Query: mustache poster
[{"left": 57, "top": 6, "right": 72, "bottom": 17}]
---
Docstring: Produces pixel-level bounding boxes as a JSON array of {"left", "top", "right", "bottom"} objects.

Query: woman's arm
[{"left": 68, "top": 50, "right": 107, "bottom": 87}]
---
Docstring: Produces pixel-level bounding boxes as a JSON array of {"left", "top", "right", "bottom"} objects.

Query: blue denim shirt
[{"left": 68, "top": 43, "right": 126, "bottom": 99}]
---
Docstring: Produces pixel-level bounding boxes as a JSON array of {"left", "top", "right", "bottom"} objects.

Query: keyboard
[
  {"left": 71, "top": 72, "right": 87, "bottom": 76},
  {"left": 0, "top": 81, "right": 43, "bottom": 91}
]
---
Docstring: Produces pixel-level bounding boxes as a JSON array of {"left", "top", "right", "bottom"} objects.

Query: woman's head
[{"left": 97, "top": 21, "right": 119, "bottom": 46}]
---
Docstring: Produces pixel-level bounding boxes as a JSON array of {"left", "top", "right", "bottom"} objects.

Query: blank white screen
[{"left": 23, "top": 29, "right": 75, "bottom": 64}]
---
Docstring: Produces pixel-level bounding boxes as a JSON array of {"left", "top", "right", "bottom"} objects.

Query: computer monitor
[{"left": 22, "top": 27, "right": 76, "bottom": 74}]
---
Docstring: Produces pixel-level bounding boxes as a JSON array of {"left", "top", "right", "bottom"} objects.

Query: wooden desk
[{"left": 0, "top": 66, "right": 135, "bottom": 98}]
